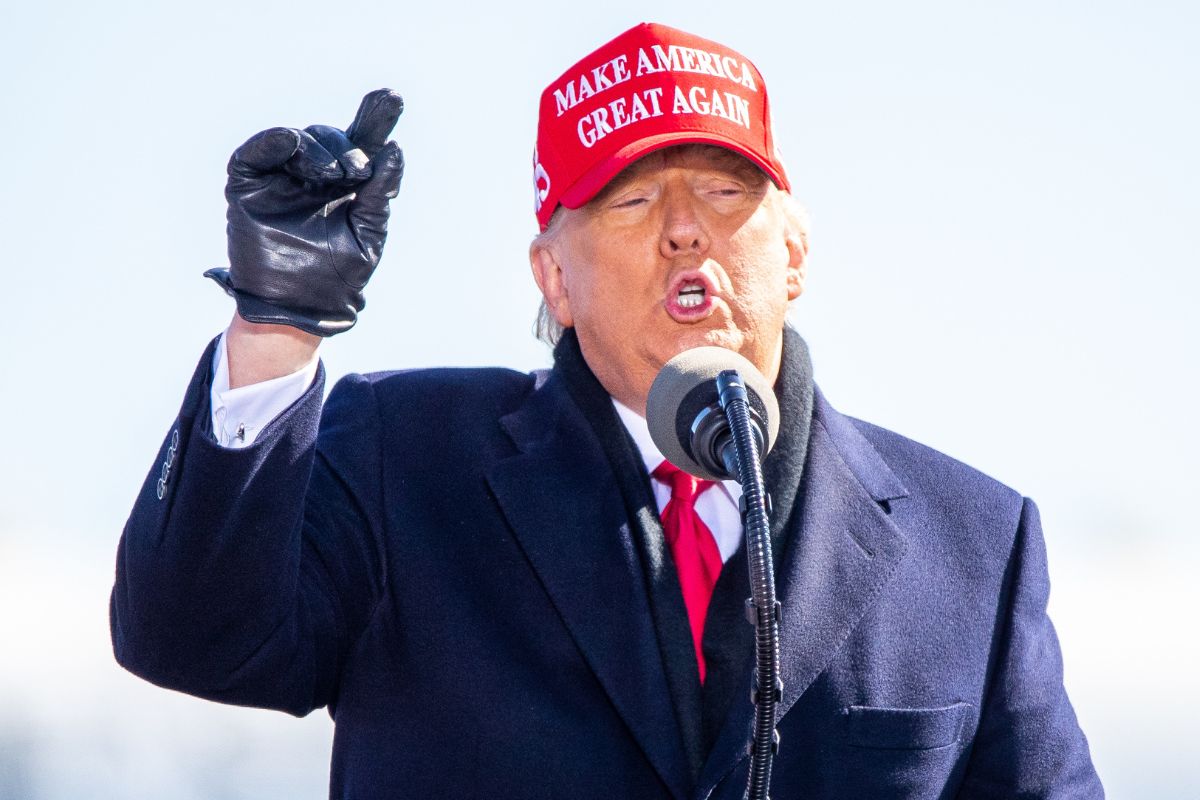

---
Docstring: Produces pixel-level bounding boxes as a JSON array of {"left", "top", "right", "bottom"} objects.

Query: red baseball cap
[{"left": 533, "top": 22, "right": 790, "bottom": 230}]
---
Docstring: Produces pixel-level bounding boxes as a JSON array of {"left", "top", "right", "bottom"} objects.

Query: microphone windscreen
[{"left": 646, "top": 347, "right": 781, "bottom": 481}]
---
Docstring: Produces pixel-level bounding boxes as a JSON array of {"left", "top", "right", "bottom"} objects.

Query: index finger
[{"left": 345, "top": 89, "right": 404, "bottom": 155}]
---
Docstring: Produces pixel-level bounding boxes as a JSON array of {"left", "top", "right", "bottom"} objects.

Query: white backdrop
[{"left": 0, "top": 1, "right": 1196, "bottom": 797}]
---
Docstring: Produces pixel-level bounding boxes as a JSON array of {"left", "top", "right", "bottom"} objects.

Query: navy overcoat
[{"left": 111, "top": 338, "right": 1102, "bottom": 799}]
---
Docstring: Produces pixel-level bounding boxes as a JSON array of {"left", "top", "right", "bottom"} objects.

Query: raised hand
[{"left": 205, "top": 89, "right": 405, "bottom": 336}]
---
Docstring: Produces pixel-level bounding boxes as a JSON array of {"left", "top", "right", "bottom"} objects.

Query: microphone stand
[{"left": 716, "top": 370, "right": 781, "bottom": 800}]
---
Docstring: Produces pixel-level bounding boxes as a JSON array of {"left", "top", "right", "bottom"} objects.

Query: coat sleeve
[
  {"left": 957, "top": 497, "right": 1104, "bottom": 798},
  {"left": 110, "top": 338, "right": 386, "bottom": 716}
]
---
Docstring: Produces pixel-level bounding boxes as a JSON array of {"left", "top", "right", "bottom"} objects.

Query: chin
[
  {"left": 648, "top": 331, "right": 739, "bottom": 378},
  {"left": 677, "top": 326, "right": 744, "bottom": 354}
]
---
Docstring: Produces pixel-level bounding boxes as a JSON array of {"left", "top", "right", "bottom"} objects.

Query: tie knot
[{"left": 653, "top": 460, "right": 715, "bottom": 505}]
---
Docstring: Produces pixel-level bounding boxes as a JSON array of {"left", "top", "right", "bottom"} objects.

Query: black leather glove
[{"left": 204, "top": 89, "right": 405, "bottom": 336}]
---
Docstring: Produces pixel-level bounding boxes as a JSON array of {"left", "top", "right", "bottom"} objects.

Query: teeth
[{"left": 674, "top": 280, "right": 706, "bottom": 310}]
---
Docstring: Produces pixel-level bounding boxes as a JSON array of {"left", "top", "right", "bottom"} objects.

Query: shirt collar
[{"left": 611, "top": 398, "right": 743, "bottom": 502}]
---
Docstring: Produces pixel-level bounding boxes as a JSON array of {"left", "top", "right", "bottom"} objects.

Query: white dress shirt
[
  {"left": 209, "top": 331, "right": 744, "bottom": 561},
  {"left": 209, "top": 331, "right": 320, "bottom": 448},
  {"left": 611, "top": 400, "right": 744, "bottom": 563}
]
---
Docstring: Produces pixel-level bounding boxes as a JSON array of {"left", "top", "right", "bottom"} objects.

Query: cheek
[
  {"left": 564, "top": 235, "right": 659, "bottom": 326},
  {"left": 725, "top": 226, "right": 793, "bottom": 310},
  {"left": 558, "top": 237, "right": 603, "bottom": 311},
  {"left": 561, "top": 253, "right": 635, "bottom": 335}
]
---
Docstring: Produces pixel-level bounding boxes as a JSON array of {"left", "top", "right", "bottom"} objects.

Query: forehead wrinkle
[{"left": 589, "top": 144, "right": 769, "bottom": 206}]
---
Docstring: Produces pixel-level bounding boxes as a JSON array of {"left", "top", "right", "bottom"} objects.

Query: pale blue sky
[{"left": 0, "top": 1, "right": 1196, "bottom": 797}]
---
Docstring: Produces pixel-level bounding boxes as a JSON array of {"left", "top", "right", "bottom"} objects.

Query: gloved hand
[{"left": 204, "top": 89, "right": 405, "bottom": 336}]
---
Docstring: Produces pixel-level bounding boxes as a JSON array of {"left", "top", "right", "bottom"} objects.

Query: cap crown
[{"left": 533, "top": 22, "right": 790, "bottom": 230}]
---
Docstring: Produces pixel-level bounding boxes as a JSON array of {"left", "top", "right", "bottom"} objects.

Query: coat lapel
[
  {"left": 486, "top": 373, "right": 692, "bottom": 800},
  {"left": 696, "top": 389, "right": 911, "bottom": 798}
]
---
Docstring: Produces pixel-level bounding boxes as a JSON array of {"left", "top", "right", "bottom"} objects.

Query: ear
[
  {"left": 529, "top": 239, "right": 574, "bottom": 328},
  {"left": 781, "top": 196, "right": 809, "bottom": 302}
]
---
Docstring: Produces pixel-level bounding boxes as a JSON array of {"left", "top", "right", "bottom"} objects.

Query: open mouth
[
  {"left": 676, "top": 281, "right": 706, "bottom": 309},
  {"left": 665, "top": 272, "right": 716, "bottom": 321}
]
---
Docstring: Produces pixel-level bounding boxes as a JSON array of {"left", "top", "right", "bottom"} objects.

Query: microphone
[
  {"left": 646, "top": 347, "right": 780, "bottom": 482},
  {"left": 647, "top": 346, "right": 786, "bottom": 798}
]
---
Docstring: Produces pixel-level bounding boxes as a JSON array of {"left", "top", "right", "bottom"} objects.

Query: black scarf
[{"left": 552, "top": 326, "right": 815, "bottom": 783}]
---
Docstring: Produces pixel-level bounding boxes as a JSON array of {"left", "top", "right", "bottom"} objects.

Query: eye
[
  {"left": 610, "top": 195, "right": 649, "bottom": 209},
  {"left": 606, "top": 185, "right": 658, "bottom": 210},
  {"left": 701, "top": 180, "right": 748, "bottom": 200}
]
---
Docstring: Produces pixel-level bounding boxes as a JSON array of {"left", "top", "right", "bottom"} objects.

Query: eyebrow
[{"left": 591, "top": 146, "right": 769, "bottom": 205}]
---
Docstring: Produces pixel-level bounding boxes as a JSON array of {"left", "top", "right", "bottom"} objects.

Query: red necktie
[{"left": 652, "top": 460, "right": 723, "bottom": 684}]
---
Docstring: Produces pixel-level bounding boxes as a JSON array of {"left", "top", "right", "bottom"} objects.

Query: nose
[{"left": 659, "top": 189, "right": 710, "bottom": 259}]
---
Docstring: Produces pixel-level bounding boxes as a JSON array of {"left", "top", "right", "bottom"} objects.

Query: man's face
[{"left": 530, "top": 145, "right": 807, "bottom": 415}]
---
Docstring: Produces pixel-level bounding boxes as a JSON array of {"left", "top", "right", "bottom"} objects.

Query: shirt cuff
[{"left": 209, "top": 330, "right": 320, "bottom": 448}]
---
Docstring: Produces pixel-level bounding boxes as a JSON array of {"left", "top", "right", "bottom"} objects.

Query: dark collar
[{"left": 488, "top": 329, "right": 910, "bottom": 799}]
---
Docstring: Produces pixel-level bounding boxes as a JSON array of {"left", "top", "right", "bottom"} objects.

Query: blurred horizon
[{"left": 1, "top": 1, "right": 1197, "bottom": 798}]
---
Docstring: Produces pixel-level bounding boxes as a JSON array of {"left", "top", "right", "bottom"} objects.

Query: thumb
[
  {"left": 349, "top": 141, "right": 404, "bottom": 244},
  {"left": 228, "top": 127, "right": 301, "bottom": 177}
]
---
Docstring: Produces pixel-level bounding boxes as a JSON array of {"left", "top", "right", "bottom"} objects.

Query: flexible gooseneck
[
  {"left": 716, "top": 370, "right": 781, "bottom": 800},
  {"left": 645, "top": 348, "right": 783, "bottom": 800}
]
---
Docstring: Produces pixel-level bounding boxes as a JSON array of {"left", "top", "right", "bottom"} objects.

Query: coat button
[{"left": 158, "top": 428, "right": 180, "bottom": 501}]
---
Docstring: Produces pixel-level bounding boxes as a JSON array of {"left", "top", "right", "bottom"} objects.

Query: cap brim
[{"left": 557, "top": 130, "right": 790, "bottom": 211}]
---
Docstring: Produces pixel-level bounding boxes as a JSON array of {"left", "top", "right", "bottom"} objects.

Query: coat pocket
[{"left": 844, "top": 702, "right": 970, "bottom": 750}]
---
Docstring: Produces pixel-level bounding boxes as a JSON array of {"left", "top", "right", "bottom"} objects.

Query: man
[{"left": 111, "top": 22, "right": 1103, "bottom": 799}]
